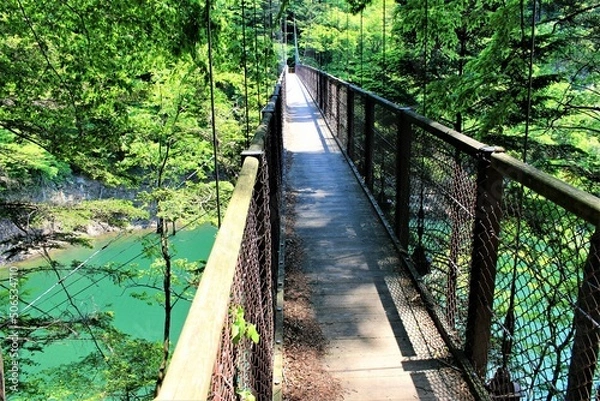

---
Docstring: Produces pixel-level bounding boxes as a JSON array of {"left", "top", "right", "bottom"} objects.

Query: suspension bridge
[{"left": 155, "top": 66, "right": 600, "bottom": 401}]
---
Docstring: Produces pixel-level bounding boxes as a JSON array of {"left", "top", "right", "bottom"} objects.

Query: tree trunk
[
  {"left": 154, "top": 217, "right": 172, "bottom": 396},
  {"left": 0, "top": 350, "right": 5, "bottom": 401}
]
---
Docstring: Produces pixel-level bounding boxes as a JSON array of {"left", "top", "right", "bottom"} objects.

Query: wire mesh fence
[
  {"left": 209, "top": 164, "right": 274, "bottom": 401},
  {"left": 488, "top": 183, "right": 592, "bottom": 399},
  {"left": 296, "top": 64, "right": 600, "bottom": 401},
  {"left": 156, "top": 74, "right": 284, "bottom": 401},
  {"left": 409, "top": 126, "right": 478, "bottom": 339}
]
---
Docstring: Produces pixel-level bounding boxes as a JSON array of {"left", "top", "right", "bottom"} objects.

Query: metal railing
[
  {"left": 296, "top": 64, "right": 600, "bottom": 401},
  {"left": 155, "top": 73, "right": 284, "bottom": 401}
]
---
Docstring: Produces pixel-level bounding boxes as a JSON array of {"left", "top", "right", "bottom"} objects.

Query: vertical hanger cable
[
  {"left": 502, "top": 0, "right": 538, "bottom": 373},
  {"left": 207, "top": 0, "right": 222, "bottom": 227},
  {"left": 241, "top": 0, "right": 251, "bottom": 147}
]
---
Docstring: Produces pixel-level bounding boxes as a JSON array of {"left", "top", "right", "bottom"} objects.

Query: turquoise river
[{"left": 2, "top": 224, "right": 217, "bottom": 399}]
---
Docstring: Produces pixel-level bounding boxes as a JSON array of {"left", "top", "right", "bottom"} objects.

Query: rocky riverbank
[{"left": 0, "top": 175, "right": 149, "bottom": 266}]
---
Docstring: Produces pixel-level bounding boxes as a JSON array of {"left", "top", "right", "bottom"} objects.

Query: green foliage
[
  {"left": 52, "top": 199, "right": 149, "bottom": 231},
  {"left": 293, "top": 0, "right": 600, "bottom": 193},
  {"left": 230, "top": 305, "right": 260, "bottom": 345},
  {"left": 0, "top": 0, "right": 274, "bottom": 256},
  {"left": 0, "top": 0, "right": 273, "bottom": 190},
  {"left": 237, "top": 388, "right": 257, "bottom": 401},
  {"left": 15, "top": 330, "right": 162, "bottom": 401},
  {"left": 0, "top": 0, "right": 282, "bottom": 398},
  {"left": 131, "top": 236, "right": 206, "bottom": 305},
  {"left": 0, "top": 129, "right": 71, "bottom": 189},
  {"left": 0, "top": 198, "right": 148, "bottom": 261}
]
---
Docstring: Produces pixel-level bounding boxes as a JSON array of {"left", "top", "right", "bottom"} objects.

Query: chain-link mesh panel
[
  {"left": 203, "top": 73, "right": 284, "bottom": 400},
  {"left": 485, "top": 183, "right": 597, "bottom": 400},
  {"left": 208, "top": 155, "right": 275, "bottom": 401},
  {"left": 372, "top": 103, "right": 400, "bottom": 232},
  {"left": 295, "top": 66, "right": 316, "bottom": 103},
  {"left": 298, "top": 67, "right": 350, "bottom": 154},
  {"left": 158, "top": 74, "right": 283, "bottom": 401},
  {"left": 325, "top": 80, "right": 340, "bottom": 138},
  {"left": 335, "top": 84, "right": 349, "bottom": 149},
  {"left": 351, "top": 92, "right": 366, "bottom": 173},
  {"left": 409, "top": 127, "right": 478, "bottom": 341}
]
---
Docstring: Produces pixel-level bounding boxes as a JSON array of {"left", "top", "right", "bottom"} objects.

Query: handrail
[
  {"left": 315, "top": 67, "right": 490, "bottom": 156},
  {"left": 303, "top": 64, "right": 600, "bottom": 225},
  {"left": 298, "top": 63, "right": 600, "bottom": 226},
  {"left": 155, "top": 156, "right": 260, "bottom": 400},
  {"left": 491, "top": 152, "right": 600, "bottom": 226},
  {"left": 155, "top": 72, "right": 284, "bottom": 401}
]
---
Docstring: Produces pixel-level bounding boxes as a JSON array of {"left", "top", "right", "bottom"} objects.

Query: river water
[{"left": 6, "top": 224, "right": 217, "bottom": 395}]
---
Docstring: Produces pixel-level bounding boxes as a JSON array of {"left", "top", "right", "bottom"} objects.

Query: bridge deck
[{"left": 283, "top": 73, "right": 475, "bottom": 400}]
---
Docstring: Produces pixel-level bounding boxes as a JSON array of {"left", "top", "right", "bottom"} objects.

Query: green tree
[
  {"left": 1, "top": 0, "right": 282, "bottom": 398},
  {"left": 292, "top": 0, "right": 599, "bottom": 192}
]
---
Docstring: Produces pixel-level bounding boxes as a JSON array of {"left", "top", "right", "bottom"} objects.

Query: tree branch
[{"left": 547, "top": 4, "right": 600, "bottom": 33}]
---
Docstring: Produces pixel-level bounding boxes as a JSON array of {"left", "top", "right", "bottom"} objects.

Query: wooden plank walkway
[{"left": 283, "top": 73, "right": 476, "bottom": 400}]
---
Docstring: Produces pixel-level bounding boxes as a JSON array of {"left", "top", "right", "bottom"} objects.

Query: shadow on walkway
[{"left": 283, "top": 72, "right": 475, "bottom": 401}]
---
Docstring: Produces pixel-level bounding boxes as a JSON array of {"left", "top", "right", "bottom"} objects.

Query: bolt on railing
[
  {"left": 155, "top": 73, "right": 284, "bottom": 401},
  {"left": 296, "top": 64, "right": 600, "bottom": 401}
]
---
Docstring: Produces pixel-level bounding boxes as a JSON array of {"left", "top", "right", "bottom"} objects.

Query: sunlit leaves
[
  {"left": 0, "top": 0, "right": 279, "bottom": 398},
  {"left": 230, "top": 305, "right": 260, "bottom": 345},
  {"left": 18, "top": 330, "right": 162, "bottom": 401},
  {"left": 0, "top": 132, "right": 71, "bottom": 189},
  {"left": 296, "top": 0, "right": 599, "bottom": 191}
]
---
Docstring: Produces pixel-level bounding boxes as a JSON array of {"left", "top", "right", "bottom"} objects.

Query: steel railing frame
[{"left": 296, "top": 64, "right": 600, "bottom": 401}]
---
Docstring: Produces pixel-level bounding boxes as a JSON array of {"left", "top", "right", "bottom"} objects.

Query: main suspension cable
[
  {"left": 253, "top": 0, "right": 261, "bottom": 118},
  {"left": 293, "top": 16, "right": 300, "bottom": 65},
  {"left": 360, "top": 10, "right": 364, "bottom": 86},
  {"left": 382, "top": 0, "right": 386, "bottom": 72},
  {"left": 523, "top": 0, "right": 537, "bottom": 164},
  {"left": 422, "top": 0, "right": 428, "bottom": 116}
]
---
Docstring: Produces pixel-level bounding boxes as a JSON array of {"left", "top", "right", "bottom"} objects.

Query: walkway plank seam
[{"left": 282, "top": 73, "right": 476, "bottom": 401}]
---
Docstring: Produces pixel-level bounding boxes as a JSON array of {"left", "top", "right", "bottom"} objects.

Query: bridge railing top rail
[
  {"left": 156, "top": 73, "right": 284, "bottom": 401},
  {"left": 307, "top": 65, "right": 600, "bottom": 227}
]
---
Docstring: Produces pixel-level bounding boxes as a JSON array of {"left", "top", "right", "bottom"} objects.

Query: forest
[
  {"left": 0, "top": 0, "right": 599, "bottom": 399},
  {"left": 294, "top": 0, "right": 599, "bottom": 195},
  {"left": 0, "top": 0, "right": 279, "bottom": 399}
]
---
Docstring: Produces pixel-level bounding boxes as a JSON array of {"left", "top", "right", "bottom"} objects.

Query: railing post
[
  {"left": 319, "top": 71, "right": 326, "bottom": 112},
  {"left": 336, "top": 82, "right": 341, "bottom": 140},
  {"left": 322, "top": 72, "right": 327, "bottom": 115},
  {"left": 270, "top": 89, "right": 283, "bottom": 284},
  {"left": 566, "top": 227, "right": 600, "bottom": 401},
  {"left": 324, "top": 73, "right": 329, "bottom": 116},
  {"left": 396, "top": 113, "right": 412, "bottom": 250},
  {"left": 364, "top": 97, "right": 375, "bottom": 191},
  {"left": 312, "top": 69, "right": 316, "bottom": 99},
  {"left": 326, "top": 77, "right": 332, "bottom": 121},
  {"left": 346, "top": 88, "right": 355, "bottom": 160},
  {"left": 464, "top": 146, "right": 504, "bottom": 378},
  {"left": 317, "top": 70, "right": 321, "bottom": 109},
  {"left": 314, "top": 68, "right": 318, "bottom": 96}
]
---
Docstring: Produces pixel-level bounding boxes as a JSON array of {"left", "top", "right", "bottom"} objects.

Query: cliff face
[
  {"left": 0, "top": 176, "right": 142, "bottom": 265},
  {"left": 5, "top": 176, "right": 136, "bottom": 205}
]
